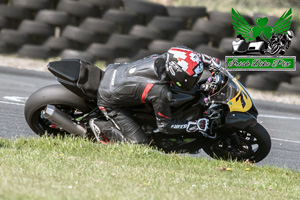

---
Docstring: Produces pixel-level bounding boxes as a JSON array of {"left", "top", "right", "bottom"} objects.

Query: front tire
[
  {"left": 24, "top": 84, "right": 92, "bottom": 136},
  {"left": 203, "top": 123, "right": 271, "bottom": 163},
  {"left": 270, "top": 44, "right": 281, "bottom": 55}
]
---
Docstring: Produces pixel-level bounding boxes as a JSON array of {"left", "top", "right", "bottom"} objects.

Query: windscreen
[{"left": 209, "top": 70, "right": 240, "bottom": 104}]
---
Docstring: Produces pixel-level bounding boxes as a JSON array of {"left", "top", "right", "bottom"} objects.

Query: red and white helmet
[{"left": 166, "top": 47, "right": 203, "bottom": 90}]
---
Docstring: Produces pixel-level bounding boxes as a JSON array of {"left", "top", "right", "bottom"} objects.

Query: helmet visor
[{"left": 176, "top": 71, "right": 201, "bottom": 91}]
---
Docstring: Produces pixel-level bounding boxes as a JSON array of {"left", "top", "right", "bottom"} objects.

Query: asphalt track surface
[{"left": 1, "top": 66, "right": 300, "bottom": 171}]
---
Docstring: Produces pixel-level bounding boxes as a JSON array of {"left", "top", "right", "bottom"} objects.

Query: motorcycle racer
[
  {"left": 90, "top": 46, "right": 221, "bottom": 144},
  {"left": 267, "top": 30, "right": 294, "bottom": 55}
]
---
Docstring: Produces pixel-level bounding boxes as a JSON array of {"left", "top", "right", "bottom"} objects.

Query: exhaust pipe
[{"left": 43, "top": 105, "right": 87, "bottom": 136}]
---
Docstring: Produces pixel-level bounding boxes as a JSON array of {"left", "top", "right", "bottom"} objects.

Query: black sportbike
[{"left": 24, "top": 59, "right": 271, "bottom": 163}]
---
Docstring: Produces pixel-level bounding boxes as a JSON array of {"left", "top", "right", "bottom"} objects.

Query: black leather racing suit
[{"left": 97, "top": 53, "right": 220, "bottom": 144}]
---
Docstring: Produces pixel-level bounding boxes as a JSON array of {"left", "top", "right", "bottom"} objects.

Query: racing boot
[{"left": 89, "top": 119, "right": 127, "bottom": 143}]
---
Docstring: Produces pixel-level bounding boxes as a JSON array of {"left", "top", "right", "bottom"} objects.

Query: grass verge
[{"left": 0, "top": 137, "right": 299, "bottom": 200}]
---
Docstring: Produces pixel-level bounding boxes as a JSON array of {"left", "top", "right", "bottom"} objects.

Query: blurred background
[{"left": 0, "top": 0, "right": 299, "bottom": 95}]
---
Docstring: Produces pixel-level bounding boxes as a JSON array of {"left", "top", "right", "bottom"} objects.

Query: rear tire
[
  {"left": 24, "top": 84, "right": 92, "bottom": 136},
  {"left": 203, "top": 123, "right": 271, "bottom": 163}
]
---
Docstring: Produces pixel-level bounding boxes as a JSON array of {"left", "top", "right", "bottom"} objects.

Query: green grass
[{"left": 0, "top": 137, "right": 299, "bottom": 200}]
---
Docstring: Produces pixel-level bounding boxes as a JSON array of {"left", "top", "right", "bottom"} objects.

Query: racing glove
[{"left": 186, "top": 118, "right": 209, "bottom": 133}]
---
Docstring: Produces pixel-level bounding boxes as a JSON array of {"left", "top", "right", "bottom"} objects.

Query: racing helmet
[
  {"left": 286, "top": 30, "right": 294, "bottom": 40},
  {"left": 166, "top": 47, "right": 203, "bottom": 91}
]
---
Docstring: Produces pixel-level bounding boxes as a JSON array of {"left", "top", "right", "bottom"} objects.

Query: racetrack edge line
[{"left": 0, "top": 100, "right": 25, "bottom": 106}]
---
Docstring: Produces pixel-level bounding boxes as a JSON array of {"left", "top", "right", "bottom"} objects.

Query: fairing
[{"left": 209, "top": 69, "right": 253, "bottom": 113}]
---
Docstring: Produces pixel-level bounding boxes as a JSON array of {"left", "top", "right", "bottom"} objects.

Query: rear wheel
[
  {"left": 203, "top": 123, "right": 271, "bottom": 163},
  {"left": 24, "top": 85, "right": 92, "bottom": 136},
  {"left": 29, "top": 105, "right": 85, "bottom": 136}
]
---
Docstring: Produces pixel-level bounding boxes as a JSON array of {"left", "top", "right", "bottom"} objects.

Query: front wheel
[
  {"left": 203, "top": 123, "right": 271, "bottom": 163},
  {"left": 269, "top": 44, "right": 281, "bottom": 55}
]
